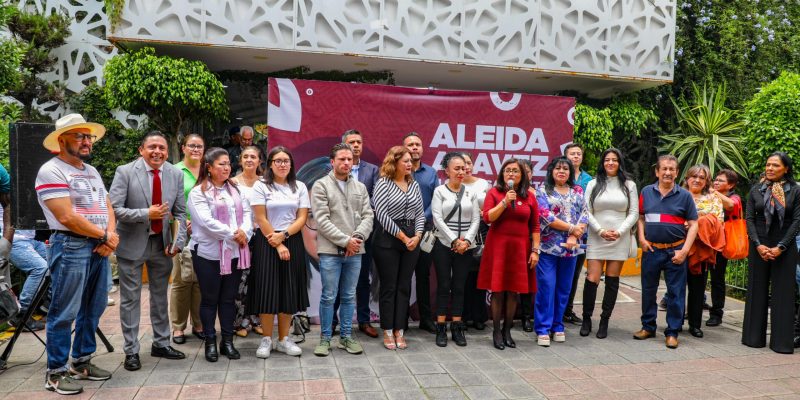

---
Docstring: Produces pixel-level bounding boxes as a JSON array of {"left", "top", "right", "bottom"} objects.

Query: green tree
[
  {"left": 659, "top": 83, "right": 747, "bottom": 181},
  {"left": 103, "top": 47, "right": 229, "bottom": 159},
  {"left": 5, "top": 6, "right": 71, "bottom": 121},
  {"left": 69, "top": 83, "right": 142, "bottom": 186},
  {"left": 0, "top": 1, "right": 22, "bottom": 96},
  {"left": 572, "top": 103, "right": 613, "bottom": 175},
  {"left": 742, "top": 72, "right": 800, "bottom": 176}
]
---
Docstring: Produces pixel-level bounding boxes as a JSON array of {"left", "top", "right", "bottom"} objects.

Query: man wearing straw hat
[{"left": 35, "top": 114, "right": 119, "bottom": 395}]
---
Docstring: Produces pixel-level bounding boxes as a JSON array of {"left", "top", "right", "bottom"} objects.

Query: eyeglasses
[
  {"left": 185, "top": 144, "right": 204, "bottom": 150},
  {"left": 71, "top": 133, "right": 97, "bottom": 142},
  {"left": 503, "top": 169, "right": 521, "bottom": 175},
  {"left": 272, "top": 159, "right": 291, "bottom": 166}
]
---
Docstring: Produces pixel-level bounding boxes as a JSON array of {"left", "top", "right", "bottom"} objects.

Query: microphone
[{"left": 507, "top": 180, "right": 516, "bottom": 209}]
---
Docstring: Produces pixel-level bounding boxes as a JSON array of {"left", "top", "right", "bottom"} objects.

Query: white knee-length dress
[{"left": 585, "top": 178, "right": 639, "bottom": 261}]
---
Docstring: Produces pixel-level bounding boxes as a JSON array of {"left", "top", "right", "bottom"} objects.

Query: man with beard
[
  {"left": 109, "top": 131, "right": 187, "bottom": 371},
  {"left": 634, "top": 155, "right": 698, "bottom": 349},
  {"left": 403, "top": 132, "right": 439, "bottom": 333},
  {"left": 36, "top": 114, "right": 120, "bottom": 395}
]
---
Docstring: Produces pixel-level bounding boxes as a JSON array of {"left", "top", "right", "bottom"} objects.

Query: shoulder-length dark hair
[
  {"left": 494, "top": 158, "right": 530, "bottom": 199},
  {"left": 263, "top": 146, "right": 298, "bottom": 193},
  {"left": 544, "top": 156, "right": 575, "bottom": 195},
  {"left": 196, "top": 147, "right": 238, "bottom": 193},
  {"left": 765, "top": 151, "right": 796, "bottom": 185},
  {"left": 589, "top": 148, "right": 632, "bottom": 210},
  {"left": 239, "top": 145, "right": 264, "bottom": 176}
]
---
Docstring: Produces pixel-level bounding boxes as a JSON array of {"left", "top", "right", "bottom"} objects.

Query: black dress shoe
[
  {"left": 419, "top": 319, "right": 437, "bottom": 334},
  {"left": 151, "top": 345, "right": 186, "bottom": 360},
  {"left": 192, "top": 331, "right": 206, "bottom": 341},
  {"left": 219, "top": 335, "right": 241, "bottom": 360},
  {"left": 205, "top": 337, "right": 218, "bottom": 362},
  {"left": 521, "top": 318, "right": 533, "bottom": 332},
  {"left": 473, "top": 321, "right": 486, "bottom": 330},
  {"left": 689, "top": 327, "right": 704, "bottom": 338},
  {"left": 124, "top": 354, "right": 141, "bottom": 371},
  {"left": 173, "top": 334, "right": 186, "bottom": 345},
  {"left": 563, "top": 311, "right": 582, "bottom": 324},
  {"left": 706, "top": 315, "right": 722, "bottom": 327}
]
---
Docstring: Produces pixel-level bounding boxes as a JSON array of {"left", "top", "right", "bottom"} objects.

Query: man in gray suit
[{"left": 110, "top": 131, "right": 187, "bottom": 371}]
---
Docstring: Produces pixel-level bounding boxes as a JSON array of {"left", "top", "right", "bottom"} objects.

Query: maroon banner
[{"left": 267, "top": 78, "right": 575, "bottom": 183}]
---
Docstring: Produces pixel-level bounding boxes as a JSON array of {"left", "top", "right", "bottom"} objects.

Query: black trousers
[
  {"left": 192, "top": 253, "right": 243, "bottom": 338},
  {"left": 431, "top": 241, "right": 471, "bottom": 317},
  {"left": 413, "top": 243, "right": 435, "bottom": 322},
  {"left": 564, "top": 253, "right": 587, "bottom": 315},
  {"left": 742, "top": 246, "right": 797, "bottom": 353},
  {"left": 520, "top": 293, "right": 534, "bottom": 319},
  {"left": 374, "top": 232, "right": 420, "bottom": 330},
  {"left": 709, "top": 253, "right": 728, "bottom": 318},
  {"left": 686, "top": 266, "right": 709, "bottom": 329},
  {"left": 462, "top": 268, "right": 488, "bottom": 323}
]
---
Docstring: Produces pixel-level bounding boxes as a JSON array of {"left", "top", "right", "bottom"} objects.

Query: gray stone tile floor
[{"left": 1, "top": 276, "right": 799, "bottom": 399}]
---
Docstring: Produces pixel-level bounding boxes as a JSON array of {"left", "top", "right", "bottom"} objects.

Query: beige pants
[{"left": 169, "top": 246, "right": 201, "bottom": 331}]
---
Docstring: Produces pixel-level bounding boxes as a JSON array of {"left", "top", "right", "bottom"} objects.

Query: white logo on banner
[
  {"left": 490, "top": 92, "right": 521, "bottom": 111},
  {"left": 567, "top": 106, "right": 575, "bottom": 125},
  {"left": 268, "top": 78, "right": 302, "bottom": 132}
]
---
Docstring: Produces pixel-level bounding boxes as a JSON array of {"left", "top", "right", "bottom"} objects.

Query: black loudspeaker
[{"left": 10, "top": 123, "right": 55, "bottom": 230}]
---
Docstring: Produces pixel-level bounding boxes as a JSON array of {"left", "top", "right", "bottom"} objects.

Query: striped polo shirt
[{"left": 639, "top": 183, "right": 698, "bottom": 244}]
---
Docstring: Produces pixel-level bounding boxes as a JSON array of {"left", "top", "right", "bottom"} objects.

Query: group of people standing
[{"left": 26, "top": 113, "right": 800, "bottom": 395}]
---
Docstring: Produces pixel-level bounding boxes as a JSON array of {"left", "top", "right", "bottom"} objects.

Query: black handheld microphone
[{"left": 507, "top": 180, "right": 516, "bottom": 210}]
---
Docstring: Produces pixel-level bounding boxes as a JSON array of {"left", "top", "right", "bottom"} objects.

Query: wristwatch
[
  {"left": 98, "top": 231, "right": 108, "bottom": 245},
  {"left": 283, "top": 231, "right": 291, "bottom": 240},
  {"left": 778, "top": 243, "right": 787, "bottom": 252},
  {"left": 532, "top": 248, "right": 540, "bottom": 254}
]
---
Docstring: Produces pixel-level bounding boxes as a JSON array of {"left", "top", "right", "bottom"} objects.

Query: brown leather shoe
[
  {"left": 632, "top": 329, "right": 656, "bottom": 340},
  {"left": 359, "top": 323, "right": 379, "bottom": 338},
  {"left": 665, "top": 336, "right": 678, "bottom": 349}
]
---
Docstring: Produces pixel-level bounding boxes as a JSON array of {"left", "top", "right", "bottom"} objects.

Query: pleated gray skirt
[{"left": 247, "top": 230, "right": 310, "bottom": 315}]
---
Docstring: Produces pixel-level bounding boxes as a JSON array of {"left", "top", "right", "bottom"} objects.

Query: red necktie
[{"left": 151, "top": 169, "right": 162, "bottom": 233}]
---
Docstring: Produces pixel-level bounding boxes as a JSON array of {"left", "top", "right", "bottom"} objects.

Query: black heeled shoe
[
  {"left": 503, "top": 329, "right": 516, "bottom": 348},
  {"left": 492, "top": 329, "right": 505, "bottom": 350},
  {"left": 596, "top": 318, "right": 609, "bottom": 339},
  {"left": 580, "top": 318, "right": 592, "bottom": 337},
  {"left": 205, "top": 337, "right": 219, "bottom": 362},
  {"left": 219, "top": 335, "right": 240, "bottom": 359}
]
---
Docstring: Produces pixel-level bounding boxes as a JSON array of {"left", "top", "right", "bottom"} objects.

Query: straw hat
[{"left": 43, "top": 114, "right": 106, "bottom": 152}]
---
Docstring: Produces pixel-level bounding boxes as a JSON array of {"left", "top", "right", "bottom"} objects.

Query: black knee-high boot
[
  {"left": 580, "top": 279, "right": 598, "bottom": 337},
  {"left": 597, "top": 277, "right": 619, "bottom": 339}
]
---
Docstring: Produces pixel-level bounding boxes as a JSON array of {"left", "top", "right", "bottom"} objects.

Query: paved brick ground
[{"left": 1, "top": 278, "right": 800, "bottom": 399}]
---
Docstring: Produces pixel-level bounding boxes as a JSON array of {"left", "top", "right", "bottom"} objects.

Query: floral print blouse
[
  {"left": 536, "top": 185, "right": 589, "bottom": 257},
  {"left": 694, "top": 193, "right": 724, "bottom": 222}
]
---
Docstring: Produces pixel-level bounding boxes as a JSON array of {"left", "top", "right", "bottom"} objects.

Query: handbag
[
  {"left": 722, "top": 201, "right": 748, "bottom": 260},
  {"left": 471, "top": 230, "right": 485, "bottom": 261},
  {"left": 289, "top": 312, "right": 311, "bottom": 343},
  {"left": 421, "top": 186, "right": 464, "bottom": 253},
  {"left": 628, "top": 225, "right": 639, "bottom": 260}
]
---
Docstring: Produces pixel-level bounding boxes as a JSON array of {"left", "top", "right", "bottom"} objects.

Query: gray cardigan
[{"left": 310, "top": 171, "right": 374, "bottom": 255}]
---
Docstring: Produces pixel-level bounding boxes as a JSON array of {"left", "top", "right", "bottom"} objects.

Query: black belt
[{"left": 52, "top": 230, "right": 93, "bottom": 240}]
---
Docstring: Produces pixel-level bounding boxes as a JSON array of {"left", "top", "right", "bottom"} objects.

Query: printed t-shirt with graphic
[{"left": 35, "top": 157, "right": 109, "bottom": 230}]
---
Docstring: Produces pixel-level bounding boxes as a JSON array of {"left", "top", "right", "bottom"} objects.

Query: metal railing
[{"left": 725, "top": 259, "right": 749, "bottom": 297}]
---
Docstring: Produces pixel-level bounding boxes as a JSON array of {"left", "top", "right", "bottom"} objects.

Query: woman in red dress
[{"left": 477, "top": 158, "right": 541, "bottom": 350}]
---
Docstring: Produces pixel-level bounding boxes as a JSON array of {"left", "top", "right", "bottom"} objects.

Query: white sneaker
[
  {"left": 256, "top": 337, "right": 273, "bottom": 359},
  {"left": 107, "top": 297, "right": 115, "bottom": 306},
  {"left": 537, "top": 335, "right": 551, "bottom": 347},
  {"left": 276, "top": 336, "right": 302, "bottom": 356},
  {"left": 553, "top": 332, "right": 566, "bottom": 343}
]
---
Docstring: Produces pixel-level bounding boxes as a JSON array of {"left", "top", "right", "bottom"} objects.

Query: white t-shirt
[
  {"left": 251, "top": 181, "right": 310, "bottom": 231},
  {"left": 35, "top": 157, "right": 109, "bottom": 230}
]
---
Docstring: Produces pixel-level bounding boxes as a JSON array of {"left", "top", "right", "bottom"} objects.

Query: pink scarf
[{"left": 211, "top": 184, "right": 251, "bottom": 275}]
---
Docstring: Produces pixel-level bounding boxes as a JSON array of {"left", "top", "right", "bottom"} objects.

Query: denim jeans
[
  {"left": 319, "top": 254, "right": 362, "bottom": 340},
  {"left": 9, "top": 238, "right": 48, "bottom": 312},
  {"left": 46, "top": 232, "right": 109, "bottom": 373},
  {"left": 641, "top": 247, "right": 687, "bottom": 337}
]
